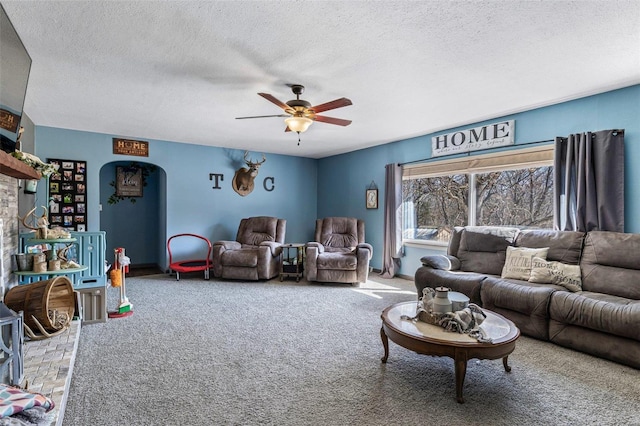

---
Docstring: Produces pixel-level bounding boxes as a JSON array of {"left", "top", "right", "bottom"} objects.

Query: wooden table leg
[
  {"left": 380, "top": 326, "right": 389, "bottom": 363},
  {"left": 454, "top": 352, "right": 468, "bottom": 403},
  {"left": 503, "top": 355, "right": 512, "bottom": 372}
]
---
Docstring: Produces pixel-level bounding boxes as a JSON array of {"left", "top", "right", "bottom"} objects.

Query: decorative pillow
[
  {"left": 501, "top": 246, "right": 549, "bottom": 280},
  {"left": 420, "top": 254, "right": 461, "bottom": 271},
  {"left": 528, "top": 257, "right": 582, "bottom": 292}
]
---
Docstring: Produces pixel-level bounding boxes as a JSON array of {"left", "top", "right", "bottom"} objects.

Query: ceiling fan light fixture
[{"left": 285, "top": 116, "right": 313, "bottom": 133}]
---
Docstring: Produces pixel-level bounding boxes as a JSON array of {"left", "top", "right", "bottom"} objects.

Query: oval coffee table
[{"left": 380, "top": 301, "right": 520, "bottom": 403}]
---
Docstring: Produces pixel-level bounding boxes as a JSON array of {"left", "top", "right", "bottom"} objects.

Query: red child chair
[{"left": 167, "top": 234, "right": 212, "bottom": 280}]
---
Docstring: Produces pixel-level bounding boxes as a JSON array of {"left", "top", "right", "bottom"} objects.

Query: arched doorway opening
[{"left": 99, "top": 161, "right": 167, "bottom": 274}]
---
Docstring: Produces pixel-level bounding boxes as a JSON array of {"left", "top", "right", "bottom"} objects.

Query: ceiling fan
[{"left": 236, "top": 84, "right": 352, "bottom": 142}]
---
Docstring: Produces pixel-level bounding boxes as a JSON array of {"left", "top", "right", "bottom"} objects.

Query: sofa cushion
[
  {"left": 515, "top": 229, "right": 585, "bottom": 264},
  {"left": 529, "top": 257, "right": 582, "bottom": 292},
  {"left": 447, "top": 227, "right": 465, "bottom": 257},
  {"left": 548, "top": 320, "right": 640, "bottom": 369},
  {"left": 549, "top": 291, "right": 640, "bottom": 341},
  {"left": 319, "top": 217, "right": 358, "bottom": 249},
  {"left": 501, "top": 246, "right": 549, "bottom": 280},
  {"left": 317, "top": 252, "right": 357, "bottom": 271},
  {"left": 237, "top": 217, "right": 277, "bottom": 246},
  {"left": 221, "top": 248, "right": 258, "bottom": 267},
  {"left": 457, "top": 227, "right": 519, "bottom": 275},
  {"left": 580, "top": 231, "right": 640, "bottom": 299},
  {"left": 481, "top": 276, "right": 564, "bottom": 340}
]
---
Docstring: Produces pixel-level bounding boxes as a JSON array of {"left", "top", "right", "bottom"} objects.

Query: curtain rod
[
  {"left": 556, "top": 128, "right": 625, "bottom": 140},
  {"left": 399, "top": 138, "right": 554, "bottom": 167}
]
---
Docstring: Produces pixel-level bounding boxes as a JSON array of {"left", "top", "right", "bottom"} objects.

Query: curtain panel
[
  {"left": 553, "top": 129, "right": 624, "bottom": 232},
  {"left": 380, "top": 163, "right": 402, "bottom": 278}
]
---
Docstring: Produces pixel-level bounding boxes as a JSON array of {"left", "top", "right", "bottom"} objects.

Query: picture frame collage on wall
[{"left": 47, "top": 158, "right": 87, "bottom": 231}]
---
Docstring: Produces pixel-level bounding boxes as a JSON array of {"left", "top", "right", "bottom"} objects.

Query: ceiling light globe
[{"left": 285, "top": 116, "right": 313, "bottom": 133}]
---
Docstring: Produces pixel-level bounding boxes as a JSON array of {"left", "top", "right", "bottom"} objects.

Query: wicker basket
[{"left": 4, "top": 276, "right": 75, "bottom": 333}]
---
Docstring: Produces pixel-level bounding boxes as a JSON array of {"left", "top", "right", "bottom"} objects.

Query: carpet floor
[{"left": 62, "top": 275, "right": 640, "bottom": 426}]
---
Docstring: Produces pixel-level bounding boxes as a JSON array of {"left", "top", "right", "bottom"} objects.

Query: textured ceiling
[{"left": 3, "top": 1, "right": 640, "bottom": 158}]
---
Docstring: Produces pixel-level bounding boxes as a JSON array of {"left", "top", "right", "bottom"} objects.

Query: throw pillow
[
  {"left": 420, "top": 254, "right": 461, "bottom": 271},
  {"left": 528, "top": 257, "right": 582, "bottom": 292},
  {"left": 501, "top": 246, "right": 549, "bottom": 280}
]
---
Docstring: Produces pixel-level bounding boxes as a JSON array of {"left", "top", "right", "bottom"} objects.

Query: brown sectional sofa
[{"left": 414, "top": 226, "right": 640, "bottom": 369}]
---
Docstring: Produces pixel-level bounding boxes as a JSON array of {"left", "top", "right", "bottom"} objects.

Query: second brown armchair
[
  {"left": 305, "top": 217, "right": 373, "bottom": 285},
  {"left": 212, "top": 216, "right": 286, "bottom": 281}
]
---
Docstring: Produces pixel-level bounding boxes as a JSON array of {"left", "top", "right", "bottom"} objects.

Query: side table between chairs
[{"left": 280, "top": 243, "right": 305, "bottom": 282}]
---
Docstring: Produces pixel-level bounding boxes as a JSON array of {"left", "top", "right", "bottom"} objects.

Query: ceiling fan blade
[
  {"left": 235, "top": 114, "right": 289, "bottom": 119},
  {"left": 258, "top": 93, "right": 290, "bottom": 111},
  {"left": 284, "top": 126, "right": 291, "bottom": 132},
  {"left": 314, "top": 115, "right": 352, "bottom": 126},
  {"left": 310, "top": 97, "right": 352, "bottom": 114}
]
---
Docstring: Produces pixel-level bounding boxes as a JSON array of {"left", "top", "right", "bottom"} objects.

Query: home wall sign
[
  {"left": 112, "top": 138, "right": 149, "bottom": 157},
  {"left": 0, "top": 109, "right": 20, "bottom": 133},
  {"left": 47, "top": 158, "right": 87, "bottom": 232},
  {"left": 431, "top": 120, "right": 515, "bottom": 158},
  {"left": 115, "top": 166, "right": 143, "bottom": 197}
]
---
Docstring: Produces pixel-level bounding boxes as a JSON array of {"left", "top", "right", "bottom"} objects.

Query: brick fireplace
[{"left": 0, "top": 173, "right": 19, "bottom": 295}]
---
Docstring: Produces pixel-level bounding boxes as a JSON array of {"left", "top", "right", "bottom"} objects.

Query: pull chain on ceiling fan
[{"left": 236, "top": 84, "right": 352, "bottom": 145}]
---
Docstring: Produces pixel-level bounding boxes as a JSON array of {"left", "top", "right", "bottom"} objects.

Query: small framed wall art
[
  {"left": 366, "top": 182, "right": 378, "bottom": 209},
  {"left": 116, "top": 166, "right": 143, "bottom": 197}
]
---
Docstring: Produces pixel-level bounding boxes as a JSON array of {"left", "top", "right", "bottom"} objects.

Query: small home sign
[
  {"left": 0, "top": 108, "right": 20, "bottom": 133},
  {"left": 431, "top": 120, "right": 515, "bottom": 157},
  {"left": 113, "top": 138, "right": 149, "bottom": 157}
]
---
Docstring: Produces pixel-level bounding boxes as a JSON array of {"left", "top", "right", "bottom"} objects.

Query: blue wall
[
  {"left": 33, "top": 127, "right": 318, "bottom": 269},
  {"left": 33, "top": 84, "right": 640, "bottom": 277},
  {"left": 317, "top": 84, "right": 640, "bottom": 276}
]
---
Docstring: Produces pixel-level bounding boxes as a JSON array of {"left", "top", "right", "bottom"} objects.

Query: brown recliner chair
[
  {"left": 305, "top": 217, "right": 373, "bottom": 285},
  {"left": 212, "top": 216, "right": 286, "bottom": 280}
]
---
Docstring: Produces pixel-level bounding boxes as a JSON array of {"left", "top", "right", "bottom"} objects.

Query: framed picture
[
  {"left": 366, "top": 188, "right": 378, "bottom": 209},
  {"left": 116, "top": 166, "right": 143, "bottom": 197}
]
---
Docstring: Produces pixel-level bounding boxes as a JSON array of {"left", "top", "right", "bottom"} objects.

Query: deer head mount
[{"left": 232, "top": 151, "right": 266, "bottom": 196}]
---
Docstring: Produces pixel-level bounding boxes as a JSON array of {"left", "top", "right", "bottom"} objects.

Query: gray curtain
[
  {"left": 553, "top": 129, "right": 624, "bottom": 232},
  {"left": 380, "top": 163, "right": 402, "bottom": 278}
]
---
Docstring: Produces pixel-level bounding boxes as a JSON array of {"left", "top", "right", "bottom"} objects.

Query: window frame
[{"left": 401, "top": 145, "right": 554, "bottom": 247}]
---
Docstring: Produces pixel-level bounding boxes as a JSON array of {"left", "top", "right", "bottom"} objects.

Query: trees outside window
[
  {"left": 475, "top": 167, "right": 553, "bottom": 228},
  {"left": 403, "top": 165, "right": 553, "bottom": 243}
]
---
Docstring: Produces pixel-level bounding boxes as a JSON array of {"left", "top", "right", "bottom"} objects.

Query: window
[{"left": 402, "top": 146, "right": 554, "bottom": 244}]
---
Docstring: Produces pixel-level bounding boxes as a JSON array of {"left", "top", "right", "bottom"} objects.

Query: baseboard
[{"left": 129, "top": 263, "right": 160, "bottom": 269}]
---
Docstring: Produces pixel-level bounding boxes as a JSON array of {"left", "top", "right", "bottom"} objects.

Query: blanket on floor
[{"left": 0, "top": 385, "right": 54, "bottom": 419}]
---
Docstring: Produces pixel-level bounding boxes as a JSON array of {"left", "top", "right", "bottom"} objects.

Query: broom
[{"left": 109, "top": 248, "right": 133, "bottom": 317}]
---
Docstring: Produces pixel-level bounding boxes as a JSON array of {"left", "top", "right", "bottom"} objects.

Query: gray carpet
[{"left": 62, "top": 275, "right": 640, "bottom": 426}]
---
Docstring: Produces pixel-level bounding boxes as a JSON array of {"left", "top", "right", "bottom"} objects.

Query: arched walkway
[{"left": 99, "top": 161, "right": 167, "bottom": 271}]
